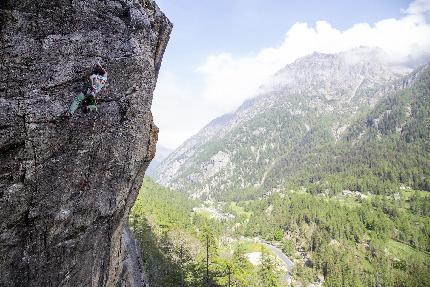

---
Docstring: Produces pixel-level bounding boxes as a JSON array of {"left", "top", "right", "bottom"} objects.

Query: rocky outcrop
[{"left": 0, "top": 0, "right": 171, "bottom": 286}]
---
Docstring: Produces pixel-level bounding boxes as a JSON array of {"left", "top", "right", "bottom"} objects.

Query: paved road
[{"left": 260, "top": 241, "right": 294, "bottom": 270}]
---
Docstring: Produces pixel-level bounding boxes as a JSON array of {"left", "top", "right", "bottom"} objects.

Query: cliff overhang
[{"left": 0, "top": 0, "right": 171, "bottom": 286}]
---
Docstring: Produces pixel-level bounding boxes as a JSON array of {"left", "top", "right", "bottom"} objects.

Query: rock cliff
[{"left": 0, "top": 0, "right": 171, "bottom": 286}]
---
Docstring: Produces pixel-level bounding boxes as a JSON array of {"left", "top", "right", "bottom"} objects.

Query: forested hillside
[
  {"left": 263, "top": 65, "right": 430, "bottom": 196},
  {"left": 142, "top": 51, "right": 430, "bottom": 286},
  {"left": 154, "top": 50, "right": 426, "bottom": 199},
  {"left": 130, "top": 179, "right": 283, "bottom": 287},
  {"left": 131, "top": 179, "right": 430, "bottom": 286},
  {"left": 243, "top": 190, "right": 430, "bottom": 286}
]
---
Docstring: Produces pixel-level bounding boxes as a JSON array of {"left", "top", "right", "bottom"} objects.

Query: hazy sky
[{"left": 153, "top": 0, "right": 430, "bottom": 149}]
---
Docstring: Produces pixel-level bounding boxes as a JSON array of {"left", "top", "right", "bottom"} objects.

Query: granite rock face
[{"left": 0, "top": 0, "right": 171, "bottom": 286}]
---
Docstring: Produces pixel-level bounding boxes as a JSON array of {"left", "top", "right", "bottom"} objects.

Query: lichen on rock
[{"left": 0, "top": 0, "right": 171, "bottom": 286}]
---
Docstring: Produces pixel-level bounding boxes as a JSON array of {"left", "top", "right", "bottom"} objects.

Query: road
[
  {"left": 260, "top": 240, "right": 294, "bottom": 270},
  {"left": 258, "top": 240, "right": 295, "bottom": 284}
]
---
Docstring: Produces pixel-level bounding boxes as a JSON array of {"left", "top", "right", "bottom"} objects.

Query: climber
[{"left": 64, "top": 63, "right": 108, "bottom": 117}]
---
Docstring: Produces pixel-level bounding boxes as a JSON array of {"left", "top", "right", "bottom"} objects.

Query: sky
[{"left": 152, "top": 0, "right": 430, "bottom": 149}]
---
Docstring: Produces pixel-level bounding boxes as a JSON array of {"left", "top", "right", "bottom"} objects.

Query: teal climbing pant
[{"left": 68, "top": 92, "right": 98, "bottom": 114}]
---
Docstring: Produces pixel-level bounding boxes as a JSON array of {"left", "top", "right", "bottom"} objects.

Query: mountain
[
  {"left": 154, "top": 48, "right": 429, "bottom": 199},
  {"left": 145, "top": 144, "right": 173, "bottom": 177},
  {"left": 0, "top": 1, "right": 171, "bottom": 286}
]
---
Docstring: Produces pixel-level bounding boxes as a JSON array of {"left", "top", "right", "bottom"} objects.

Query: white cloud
[
  {"left": 152, "top": 71, "right": 199, "bottom": 149},
  {"left": 156, "top": 127, "right": 196, "bottom": 150},
  {"left": 197, "top": 0, "right": 430, "bottom": 113},
  {"left": 406, "top": 0, "right": 430, "bottom": 14},
  {"left": 153, "top": 70, "right": 228, "bottom": 149}
]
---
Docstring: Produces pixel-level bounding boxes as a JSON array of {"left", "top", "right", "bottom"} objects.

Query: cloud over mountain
[{"left": 197, "top": 0, "right": 430, "bottom": 113}]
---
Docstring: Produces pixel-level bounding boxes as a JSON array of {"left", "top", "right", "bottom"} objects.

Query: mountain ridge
[{"left": 154, "top": 49, "right": 428, "bottom": 199}]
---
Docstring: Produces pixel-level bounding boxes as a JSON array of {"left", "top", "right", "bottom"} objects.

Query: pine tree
[{"left": 258, "top": 249, "right": 280, "bottom": 287}]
